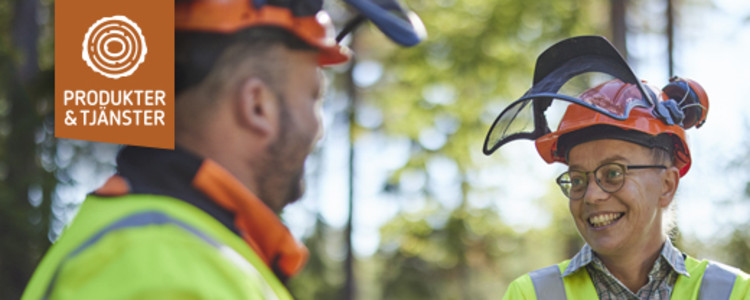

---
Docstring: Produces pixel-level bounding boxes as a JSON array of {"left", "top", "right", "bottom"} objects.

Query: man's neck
[
  {"left": 176, "top": 112, "right": 263, "bottom": 197},
  {"left": 597, "top": 239, "right": 666, "bottom": 293}
]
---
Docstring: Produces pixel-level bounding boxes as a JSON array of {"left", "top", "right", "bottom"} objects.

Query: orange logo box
[{"left": 56, "top": 0, "right": 174, "bottom": 149}]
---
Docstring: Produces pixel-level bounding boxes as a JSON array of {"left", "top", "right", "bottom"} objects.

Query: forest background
[{"left": 1, "top": 0, "right": 749, "bottom": 299}]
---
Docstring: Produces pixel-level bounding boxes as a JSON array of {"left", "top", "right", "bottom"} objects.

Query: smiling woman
[{"left": 488, "top": 36, "right": 750, "bottom": 300}]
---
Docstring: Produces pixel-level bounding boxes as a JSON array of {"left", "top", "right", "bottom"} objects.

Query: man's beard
[
  {"left": 255, "top": 99, "right": 310, "bottom": 212},
  {"left": 281, "top": 169, "right": 305, "bottom": 208}
]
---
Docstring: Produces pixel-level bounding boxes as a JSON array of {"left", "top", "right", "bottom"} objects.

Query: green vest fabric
[
  {"left": 502, "top": 257, "right": 750, "bottom": 299},
  {"left": 22, "top": 194, "right": 293, "bottom": 300}
]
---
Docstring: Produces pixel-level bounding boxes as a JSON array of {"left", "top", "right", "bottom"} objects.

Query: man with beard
[
  {"left": 24, "top": 0, "right": 359, "bottom": 299},
  {"left": 484, "top": 36, "right": 749, "bottom": 299}
]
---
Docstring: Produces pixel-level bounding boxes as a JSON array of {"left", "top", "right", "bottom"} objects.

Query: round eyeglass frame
[{"left": 555, "top": 162, "right": 667, "bottom": 200}]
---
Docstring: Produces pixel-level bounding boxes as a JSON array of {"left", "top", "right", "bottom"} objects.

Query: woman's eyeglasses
[{"left": 556, "top": 163, "right": 666, "bottom": 200}]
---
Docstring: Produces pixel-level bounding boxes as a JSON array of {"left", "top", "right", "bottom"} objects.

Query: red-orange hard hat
[
  {"left": 483, "top": 36, "right": 708, "bottom": 177},
  {"left": 534, "top": 79, "right": 705, "bottom": 177},
  {"left": 175, "top": 0, "right": 351, "bottom": 66}
]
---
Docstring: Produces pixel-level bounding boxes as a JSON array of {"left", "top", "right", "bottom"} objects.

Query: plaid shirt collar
[{"left": 562, "top": 239, "right": 690, "bottom": 278}]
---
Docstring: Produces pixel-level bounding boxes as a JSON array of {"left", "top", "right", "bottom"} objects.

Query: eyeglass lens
[{"left": 557, "top": 163, "right": 626, "bottom": 199}]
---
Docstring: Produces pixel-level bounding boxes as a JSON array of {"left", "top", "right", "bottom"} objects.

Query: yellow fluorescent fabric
[{"left": 22, "top": 195, "right": 292, "bottom": 300}]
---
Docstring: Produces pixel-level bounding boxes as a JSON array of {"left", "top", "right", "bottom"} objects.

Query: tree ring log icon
[{"left": 82, "top": 16, "right": 148, "bottom": 79}]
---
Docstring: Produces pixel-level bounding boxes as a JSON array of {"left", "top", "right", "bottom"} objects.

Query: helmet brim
[{"left": 175, "top": 2, "right": 352, "bottom": 66}]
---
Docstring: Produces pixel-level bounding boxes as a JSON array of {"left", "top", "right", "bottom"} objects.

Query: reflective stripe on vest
[
  {"left": 530, "top": 265, "right": 566, "bottom": 300},
  {"left": 42, "top": 211, "right": 279, "bottom": 300},
  {"left": 529, "top": 262, "right": 738, "bottom": 300},
  {"left": 699, "top": 262, "right": 737, "bottom": 300}
]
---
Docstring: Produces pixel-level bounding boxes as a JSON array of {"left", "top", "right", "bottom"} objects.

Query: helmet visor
[{"left": 483, "top": 36, "right": 655, "bottom": 155}]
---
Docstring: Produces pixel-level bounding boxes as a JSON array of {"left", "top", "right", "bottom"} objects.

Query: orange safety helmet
[
  {"left": 175, "top": 0, "right": 351, "bottom": 66},
  {"left": 483, "top": 36, "right": 708, "bottom": 177},
  {"left": 535, "top": 78, "right": 707, "bottom": 177}
]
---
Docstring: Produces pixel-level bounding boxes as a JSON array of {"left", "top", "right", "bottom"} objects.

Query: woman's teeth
[{"left": 588, "top": 213, "right": 624, "bottom": 228}]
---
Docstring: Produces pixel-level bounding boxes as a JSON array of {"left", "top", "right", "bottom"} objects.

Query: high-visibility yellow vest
[
  {"left": 22, "top": 194, "right": 293, "bottom": 300},
  {"left": 503, "top": 257, "right": 750, "bottom": 300}
]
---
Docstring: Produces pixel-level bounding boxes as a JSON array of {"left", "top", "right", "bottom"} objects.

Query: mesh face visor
[{"left": 483, "top": 36, "right": 656, "bottom": 155}]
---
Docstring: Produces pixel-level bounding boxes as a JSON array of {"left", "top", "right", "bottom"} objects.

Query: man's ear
[
  {"left": 659, "top": 166, "right": 680, "bottom": 208},
  {"left": 235, "top": 77, "right": 278, "bottom": 137}
]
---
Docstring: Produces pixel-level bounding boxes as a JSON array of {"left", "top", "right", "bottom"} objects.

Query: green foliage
[
  {"left": 340, "top": 0, "right": 603, "bottom": 297},
  {"left": 0, "top": 0, "right": 56, "bottom": 298},
  {"left": 375, "top": 202, "right": 581, "bottom": 299},
  {"left": 360, "top": 0, "right": 607, "bottom": 175},
  {"left": 724, "top": 225, "right": 750, "bottom": 271},
  {"left": 344, "top": 1, "right": 611, "bottom": 242},
  {"left": 377, "top": 204, "right": 515, "bottom": 299}
]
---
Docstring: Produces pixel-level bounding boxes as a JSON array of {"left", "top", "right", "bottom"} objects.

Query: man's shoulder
[
  {"left": 23, "top": 194, "right": 269, "bottom": 300},
  {"left": 40, "top": 227, "right": 266, "bottom": 299},
  {"left": 67, "top": 193, "right": 248, "bottom": 259}
]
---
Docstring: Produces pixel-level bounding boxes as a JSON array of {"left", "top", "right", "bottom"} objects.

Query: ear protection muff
[{"left": 661, "top": 76, "right": 709, "bottom": 129}]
